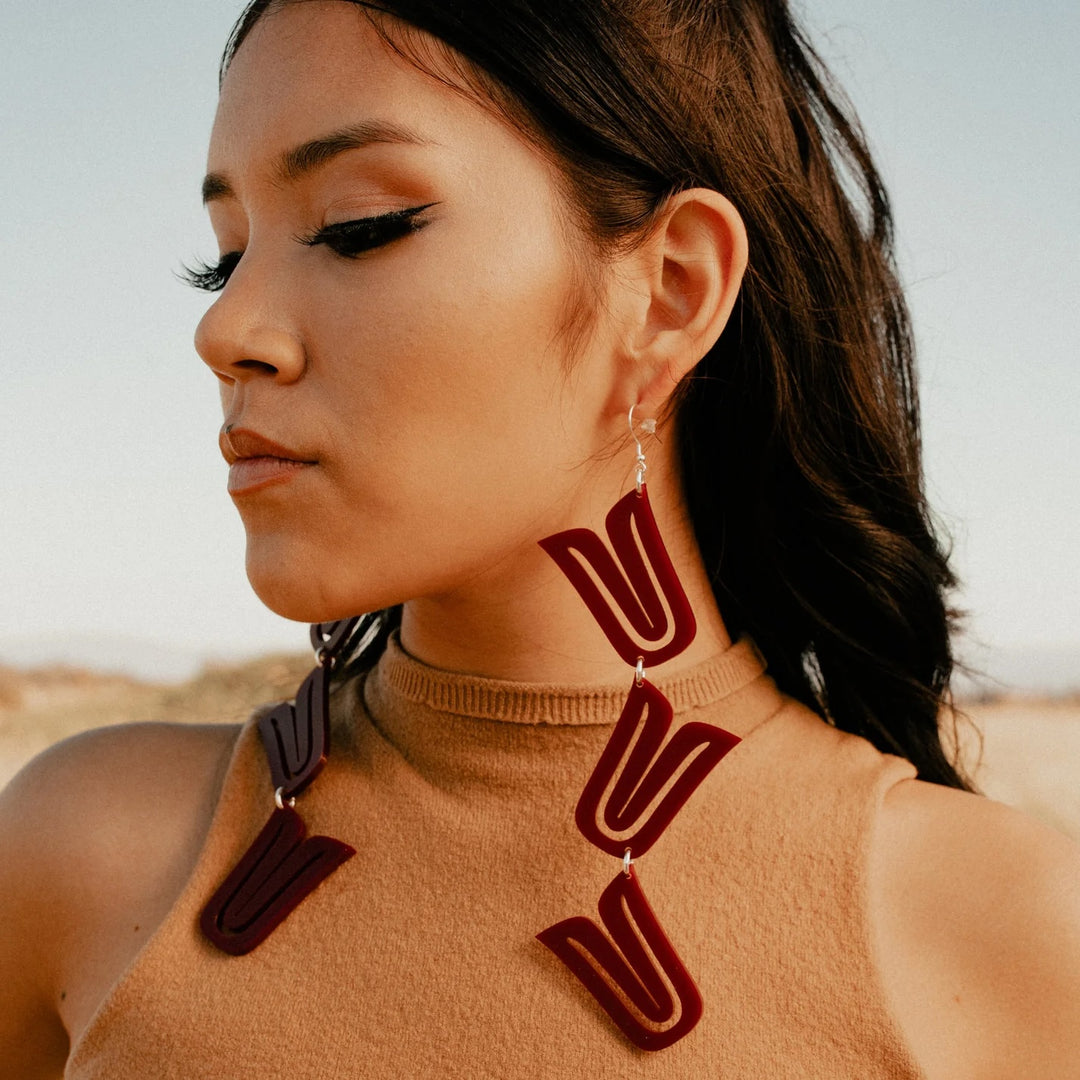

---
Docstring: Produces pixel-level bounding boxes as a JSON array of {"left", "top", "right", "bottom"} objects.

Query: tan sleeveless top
[{"left": 66, "top": 636, "right": 924, "bottom": 1078}]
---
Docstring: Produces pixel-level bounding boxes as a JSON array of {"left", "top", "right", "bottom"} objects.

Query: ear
[{"left": 621, "top": 188, "right": 747, "bottom": 416}]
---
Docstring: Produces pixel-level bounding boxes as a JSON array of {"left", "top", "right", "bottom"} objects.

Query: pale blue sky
[{"left": 1, "top": 2, "right": 1078, "bottom": 679}]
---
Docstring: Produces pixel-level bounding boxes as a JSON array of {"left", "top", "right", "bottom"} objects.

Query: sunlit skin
[{"left": 194, "top": 1, "right": 746, "bottom": 683}]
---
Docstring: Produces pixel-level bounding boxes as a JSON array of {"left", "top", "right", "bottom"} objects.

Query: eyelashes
[
  {"left": 179, "top": 203, "right": 436, "bottom": 293},
  {"left": 179, "top": 251, "right": 242, "bottom": 293}
]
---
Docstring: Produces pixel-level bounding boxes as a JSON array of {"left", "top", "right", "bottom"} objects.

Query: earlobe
[{"left": 631, "top": 189, "right": 748, "bottom": 414}]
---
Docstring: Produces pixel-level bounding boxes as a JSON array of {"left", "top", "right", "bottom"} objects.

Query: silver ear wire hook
[{"left": 628, "top": 404, "right": 657, "bottom": 495}]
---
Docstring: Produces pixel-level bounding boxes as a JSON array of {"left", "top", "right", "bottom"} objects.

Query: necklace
[{"left": 200, "top": 618, "right": 361, "bottom": 955}]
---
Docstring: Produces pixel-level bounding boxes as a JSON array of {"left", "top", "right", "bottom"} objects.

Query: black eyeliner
[
  {"left": 180, "top": 202, "right": 438, "bottom": 293},
  {"left": 298, "top": 202, "right": 437, "bottom": 254}
]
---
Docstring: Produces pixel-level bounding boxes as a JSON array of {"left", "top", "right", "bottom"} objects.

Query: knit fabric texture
[{"left": 65, "top": 635, "right": 924, "bottom": 1078}]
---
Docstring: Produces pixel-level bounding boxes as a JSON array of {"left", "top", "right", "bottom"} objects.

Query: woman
[{"left": 3, "top": 0, "right": 1079, "bottom": 1075}]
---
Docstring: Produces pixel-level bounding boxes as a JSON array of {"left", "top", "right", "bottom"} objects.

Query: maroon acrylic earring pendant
[
  {"left": 536, "top": 407, "right": 741, "bottom": 1051},
  {"left": 201, "top": 618, "right": 361, "bottom": 955}
]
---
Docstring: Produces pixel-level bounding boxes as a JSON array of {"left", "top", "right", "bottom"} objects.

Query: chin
[
  {"left": 245, "top": 546, "right": 394, "bottom": 625},
  {"left": 248, "top": 571, "right": 360, "bottom": 625}
]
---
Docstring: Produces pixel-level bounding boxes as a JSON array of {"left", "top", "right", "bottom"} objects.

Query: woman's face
[{"left": 196, "top": 2, "right": 625, "bottom": 622}]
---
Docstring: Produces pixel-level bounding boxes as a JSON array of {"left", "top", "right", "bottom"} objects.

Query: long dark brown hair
[{"left": 223, "top": 0, "right": 973, "bottom": 790}]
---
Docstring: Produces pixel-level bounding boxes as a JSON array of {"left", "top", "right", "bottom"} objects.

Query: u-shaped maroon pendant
[
  {"left": 538, "top": 486, "right": 696, "bottom": 667},
  {"left": 537, "top": 866, "right": 703, "bottom": 1051},
  {"left": 537, "top": 484, "right": 739, "bottom": 1051},
  {"left": 201, "top": 618, "right": 361, "bottom": 956},
  {"left": 576, "top": 676, "right": 741, "bottom": 859}
]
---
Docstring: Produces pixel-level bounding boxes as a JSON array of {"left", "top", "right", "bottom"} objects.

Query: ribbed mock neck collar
[{"left": 369, "top": 632, "right": 769, "bottom": 727}]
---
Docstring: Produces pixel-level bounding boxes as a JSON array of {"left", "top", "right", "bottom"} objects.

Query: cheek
[
  {"left": 318, "top": 221, "right": 592, "bottom": 499},
  {"left": 243, "top": 205, "right": 606, "bottom": 619}
]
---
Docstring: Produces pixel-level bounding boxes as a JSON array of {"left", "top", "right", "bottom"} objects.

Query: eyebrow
[{"left": 201, "top": 120, "right": 431, "bottom": 204}]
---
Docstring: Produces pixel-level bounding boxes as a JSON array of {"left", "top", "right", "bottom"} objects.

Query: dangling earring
[
  {"left": 536, "top": 406, "right": 741, "bottom": 1051},
  {"left": 201, "top": 618, "right": 362, "bottom": 955}
]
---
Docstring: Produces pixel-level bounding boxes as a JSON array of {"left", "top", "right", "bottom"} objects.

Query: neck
[{"left": 399, "top": 449, "right": 731, "bottom": 685}]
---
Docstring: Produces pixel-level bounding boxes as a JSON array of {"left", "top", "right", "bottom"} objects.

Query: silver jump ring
[
  {"left": 275, "top": 786, "right": 296, "bottom": 811},
  {"left": 628, "top": 405, "right": 656, "bottom": 494},
  {"left": 635, "top": 657, "right": 645, "bottom": 687},
  {"left": 622, "top": 848, "right": 634, "bottom": 877},
  {"left": 315, "top": 646, "right": 336, "bottom": 669}
]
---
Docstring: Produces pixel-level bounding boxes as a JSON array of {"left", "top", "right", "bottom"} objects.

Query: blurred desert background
[
  {"left": 0, "top": 651, "right": 1077, "bottom": 843},
  {"left": 0, "top": 651, "right": 308, "bottom": 789}
]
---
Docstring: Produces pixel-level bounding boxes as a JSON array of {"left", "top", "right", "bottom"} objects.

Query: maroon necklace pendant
[
  {"left": 576, "top": 675, "right": 740, "bottom": 859},
  {"left": 537, "top": 866, "right": 703, "bottom": 1051},
  {"left": 259, "top": 661, "right": 332, "bottom": 799},
  {"left": 538, "top": 476, "right": 740, "bottom": 1050},
  {"left": 538, "top": 486, "right": 696, "bottom": 667},
  {"left": 200, "top": 804, "right": 355, "bottom": 955},
  {"left": 201, "top": 617, "right": 361, "bottom": 956}
]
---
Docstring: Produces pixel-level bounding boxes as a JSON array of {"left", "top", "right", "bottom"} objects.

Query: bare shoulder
[
  {"left": 0, "top": 721, "right": 240, "bottom": 1073},
  {"left": 0, "top": 721, "right": 241, "bottom": 899},
  {"left": 871, "top": 778, "right": 1080, "bottom": 1080}
]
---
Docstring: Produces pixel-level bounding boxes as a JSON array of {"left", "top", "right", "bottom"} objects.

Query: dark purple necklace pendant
[
  {"left": 200, "top": 804, "right": 354, "bottom": 955},
  {"left": 201, "top": 619, "right": 361, "bottom": 956}
]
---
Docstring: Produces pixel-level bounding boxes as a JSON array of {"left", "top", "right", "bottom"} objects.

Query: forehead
[{"left": 209, "top": 2, "right": 481, "bottom": 173}]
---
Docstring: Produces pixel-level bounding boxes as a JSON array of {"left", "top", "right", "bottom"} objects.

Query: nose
[{"left": 194, "top": 258, "right": 305, "bottom": 386}]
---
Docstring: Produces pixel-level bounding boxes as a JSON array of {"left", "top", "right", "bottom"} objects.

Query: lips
[{"left": 220, "top": 426, "right": 318, "bottom": 496}]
